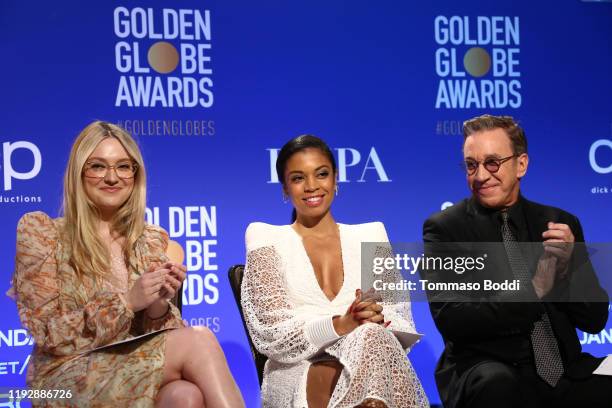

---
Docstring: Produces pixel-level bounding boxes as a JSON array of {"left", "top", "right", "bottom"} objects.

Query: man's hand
[
  {"left": 533, "top": 222, "right": 575, "bottom": 298},
  {"left": 533, "top": 253, "right": 557, "bottom": 298},
  {"left": 542, "top": 222, "right": 574, "bottom": 277}
]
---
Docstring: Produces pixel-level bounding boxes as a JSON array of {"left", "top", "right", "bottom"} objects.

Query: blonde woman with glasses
[{"left": 12, "top": 121, "right": 243, "bottom": 408}]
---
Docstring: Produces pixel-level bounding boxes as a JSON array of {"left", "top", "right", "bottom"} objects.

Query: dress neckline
[{"left": 287, "top": 224, "right": 346, "bottom": 303}]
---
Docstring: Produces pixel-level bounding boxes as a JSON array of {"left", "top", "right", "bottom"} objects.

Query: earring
[
  {"left": 282, "top": 192, "right": 289, "bottom": 203},
  {"left": 335, "top": 185, "right": 339, "bottom": 196}
]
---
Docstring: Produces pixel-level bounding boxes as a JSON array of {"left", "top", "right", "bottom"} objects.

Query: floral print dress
[{"left": 13, "top": 212, "right": 185, "bottom": 407}]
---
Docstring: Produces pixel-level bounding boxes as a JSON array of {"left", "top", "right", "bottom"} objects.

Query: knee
[
  {"left": 168, "top": 326, "right": 221, "bottom": 358},
  {"left": 466, "top": 362, "right": 520, "bottom": 398},
  {"left": 157, "top": 380, "right": 204, "bottom": 408},
  {"left": 348, "top": 323, "right": 402, "bottom": 359},
  {"left": 181, "top": 387, "right": 205, "bottom": 408},
  {"left": 188, "top": 326, "right": 222, "bottom": 352},
  {"left": 355, "top": 322, "right": 396, "bottom": 344},
  {"left": 356, "top": 322, "right": 387, "bottom": 336}
]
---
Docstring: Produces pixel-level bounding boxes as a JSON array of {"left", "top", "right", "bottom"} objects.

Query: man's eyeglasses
[
  {"left": 83, "top": 161, "right": 138, "bottom": 179},
  {"left": 462, "top": 155, "right": 517, "bottom": 176}
]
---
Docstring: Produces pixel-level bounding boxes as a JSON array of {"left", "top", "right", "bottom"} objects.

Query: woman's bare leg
[
  {"left": 156, "top": 380, "right": 205, "bottom": 408},
  {"left": 306, "top": 360, "right": 343, "bottom": 408},
  {"left": 161, "top": 326, "right": 244, "bottom": 408}
]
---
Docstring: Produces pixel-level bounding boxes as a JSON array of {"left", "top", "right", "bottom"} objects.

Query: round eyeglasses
[
  {"left": 83, "top": 161, "right": 138, "bottom": 179},
  {"left": 462, "top": 155, "right": 517, "bottom": 175}
]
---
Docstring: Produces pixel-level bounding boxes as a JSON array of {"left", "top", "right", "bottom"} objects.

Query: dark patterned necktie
[{"left": 500, "top": 211, "right": 564, "bottom": 387}]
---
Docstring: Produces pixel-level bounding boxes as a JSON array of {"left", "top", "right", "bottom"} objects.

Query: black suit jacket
[{"left": 422, "top": 196, "right": 609, "bottom": 407}]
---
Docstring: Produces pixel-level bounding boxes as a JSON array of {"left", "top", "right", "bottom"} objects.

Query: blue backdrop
[{"left": 1, "top": 1, "right": 611, "bottom": 406}]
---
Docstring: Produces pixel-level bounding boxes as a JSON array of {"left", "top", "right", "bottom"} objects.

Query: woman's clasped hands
[
  {"left": 333, "top": 288, "right": 390, "bottom": 336},
  {"left": 126, "top": 262, "right": 187, "bottom": 314}
]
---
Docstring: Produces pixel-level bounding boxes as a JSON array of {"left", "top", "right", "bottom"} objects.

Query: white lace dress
[{"left": 241, "top": 222, "right": 428, "bottom": 408}]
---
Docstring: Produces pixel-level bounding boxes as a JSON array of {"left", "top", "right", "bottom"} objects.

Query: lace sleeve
[
  {"left": 241, "top": 245, "right": 323, "bottom": 364},
  {"left": 368, "top": 223, "right": 418, "bottom": 341},
  {"left": 376, "top": 244, "right": 418, "bottom": 336}
]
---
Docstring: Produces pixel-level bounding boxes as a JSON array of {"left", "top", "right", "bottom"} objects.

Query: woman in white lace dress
[{"left": 241, "top": 135, "right": 428, "bottom": 408}]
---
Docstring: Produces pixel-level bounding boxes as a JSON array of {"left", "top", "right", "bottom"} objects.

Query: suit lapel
[
  {"left": 465, "top": 198, "right": 501, "bottom": 242},
  {"left": 464, "top": 198, "right": 514, "bottom": 279}
]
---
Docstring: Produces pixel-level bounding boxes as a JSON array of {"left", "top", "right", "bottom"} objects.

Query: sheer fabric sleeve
[
  {"left": 13, "top": 212, "right": 135, "bottom": 356},
  {"left": 240, "top": 224, "right": 337, "bottom": 364},
  {"left": 372, "top": 223, "right": 419, "bottom": 341}
]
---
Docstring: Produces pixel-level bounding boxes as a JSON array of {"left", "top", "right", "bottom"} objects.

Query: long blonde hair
[{"left": 62, "top": 121, "right": 146, "bottom": 282}]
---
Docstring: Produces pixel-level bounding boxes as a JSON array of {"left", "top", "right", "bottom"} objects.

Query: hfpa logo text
[{"left": 267, "top": 147, "right": 391, "bottom": 183}]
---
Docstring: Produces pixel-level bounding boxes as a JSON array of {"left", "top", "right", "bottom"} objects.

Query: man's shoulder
[
  {"left": 425, "top": 199, "right": 470, "bottom": 227},
  {"left": 422, "top": 199, "right": 472, "bottom": 242},
  {"left": 522, "top": 198, "right": 579, "bottom": 225},
  {"left": 425, "top": 197, "right": 580, "bottom": 226}
]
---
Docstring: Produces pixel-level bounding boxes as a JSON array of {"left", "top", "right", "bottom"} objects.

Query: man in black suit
[{"left": 422, "top": 114, "right": 611, "bottom": 408}]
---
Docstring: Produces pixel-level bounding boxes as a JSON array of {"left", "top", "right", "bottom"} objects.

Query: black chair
[{"left": 228, "top": 264, "right": 267, "bottom": 386}]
